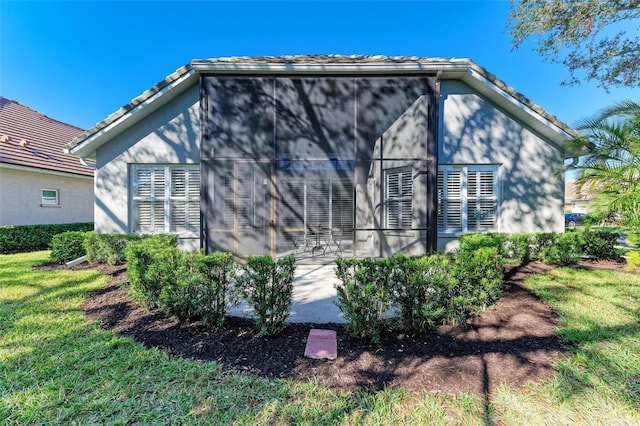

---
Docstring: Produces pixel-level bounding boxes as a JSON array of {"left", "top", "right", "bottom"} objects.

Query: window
[
  {"left": 41, "top": 189, "right": 59, "bottom": 206},
  {"left": 279, "top": 178, "right": 353, "bottom": 230},
  {"left": 131, "top": 165, "right": 200, "bottom": 234},
  {"left": 385, "top": 168, "right": 413, "bottom": 229},
  {"left": 438, "top": 165, "right": 499, "bottom": 234}
]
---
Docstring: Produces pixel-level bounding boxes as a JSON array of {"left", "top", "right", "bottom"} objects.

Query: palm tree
[{"left": 566, "top": 101, "right": 640, "bottom": 231}]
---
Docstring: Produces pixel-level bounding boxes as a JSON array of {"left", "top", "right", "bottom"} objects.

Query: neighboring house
[
  {"left": 0, "top": 97, "right": 94, "bottom": 225},
  {"left": 565, "top": 179, "right": 592, "bottom": 213},
  {"left": 66, "top": 55, "right": 576, "bottom": 257}
]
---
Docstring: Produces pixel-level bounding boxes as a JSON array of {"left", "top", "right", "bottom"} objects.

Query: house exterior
[
  {"left": 66, "top": 55, "right": 575, "bottom": 257},
  {"left": 0, "top": 97, "right": 94, "bottom": 226}
]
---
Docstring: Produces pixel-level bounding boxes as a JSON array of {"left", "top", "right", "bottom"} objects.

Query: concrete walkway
[{"left": 228, "top": 263, "right": 346, "bottom": 324}]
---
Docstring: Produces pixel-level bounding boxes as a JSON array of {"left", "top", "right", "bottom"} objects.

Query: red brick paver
[{"left": 304, "top": 329, "right": 337, "bottom": 360}]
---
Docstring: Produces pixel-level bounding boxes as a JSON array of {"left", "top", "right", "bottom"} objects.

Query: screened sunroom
[{"left": 200, "top": 75, "right": 439, "bottom": 260}]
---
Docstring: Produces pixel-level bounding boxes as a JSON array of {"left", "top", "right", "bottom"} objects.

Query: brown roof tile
[{"left": 0, "top": 97, "right": 93, "bottom": 177}]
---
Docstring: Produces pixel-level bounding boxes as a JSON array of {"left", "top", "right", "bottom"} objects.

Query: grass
[{"left": 1, "top": 251, "right": 639, "bottom": 424}]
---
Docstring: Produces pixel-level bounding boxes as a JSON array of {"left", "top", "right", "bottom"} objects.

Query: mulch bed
[{"left": 73, "top": 259, "right": 632, "bottom": 395}]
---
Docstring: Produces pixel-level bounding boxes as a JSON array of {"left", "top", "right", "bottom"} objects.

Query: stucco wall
[
  {"left": 437, "top": 81, "right": 565, "bottom": 251},
  {"left": 92, "top": 79, "right": 565, "bottom": 254},
  {"left": 0, "top": 166, "right": 94, "bottom": 225},
  {"left": 94, "top": 84, "right": 200, "bottom": 251}
]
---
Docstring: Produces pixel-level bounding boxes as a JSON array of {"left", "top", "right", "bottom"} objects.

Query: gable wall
[
  {"left": 0, "top": 167, "right": 93, "bottom": 226},
  {"left": 93, "top": 84, "right": 200, "bottom": 250},
  {"left": 438, "top": 80, "right": 564, "bottom": 251},
  {"left": 91, "top": 78, "right": 565, "bottom": 254}
]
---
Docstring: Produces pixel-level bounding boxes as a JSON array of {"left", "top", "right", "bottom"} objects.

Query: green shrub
[
  {"left": 530, "top": 232, "right": 558, "bottom": 260},
  {"left": 448, "top": 247, "right": 504, "bottom": 324},
  {"left": 183, "top": 252, "right": 237, "bottom": 326},
  {"left": 85, "top": 233, "right": 178, "bottom": 265},
  {"left": 503, "top": 233, "right": 533, "bottom": 265},
  {"left": 388, "top": 254, "right": 451, "bottom": 334},
  {"left": 459, "top": 233, "right": 506, "bottom": 256},
  {"left": 49, "top": 231, "right": 88, "bottom": 263},
  {"left": 125, "top": 237, "right": 180, "bottom": 308},
  {"left": 334, "top": 257, "right": 392, "bottom": 343},
  {"left": 581, "top": 230, "right": 620, "bottom": 259},
  {"left": 538, "top": 232, "right": 583, "bottom": 264},
  {"left": 85, "top": 232, "right": 137, "bottom": 265},
  {"left": 238, "top": 255, "right": 296, "bottom": 336},
  {"left": 0, "top": 222, "right": 93, "bottom": 253}
]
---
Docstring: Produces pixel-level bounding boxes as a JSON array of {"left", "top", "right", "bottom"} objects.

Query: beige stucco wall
[
  {"left": 94, "top": 84, "right": 200, "bottom": 251},
  {"left": 437, "top": 81, "right": 565, "bottom": 252},
  {"left": 0, "top": 166, "right": 94, "bottom": 225}
]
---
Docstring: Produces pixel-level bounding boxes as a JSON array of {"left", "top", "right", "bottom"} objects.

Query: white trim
[
  {"left": 191, "top": 60, "right": 471, "bottom": 75},
  {"left": 41, "top": 188, "right": 60, "bottom": 206},
  {"left": 129, "top": 164, "right": 200, "bottom": 237},
  {"left": 0, "top": 162, "right": 93, "bottom": 180},
  {"left": 437, "top": 164, "right": 500, "bottom": 236}
]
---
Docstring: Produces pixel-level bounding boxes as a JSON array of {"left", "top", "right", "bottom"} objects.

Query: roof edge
[
  {"left": 67, "top": 55, "right": 578, "bottom": 159},
  {"left": 67, "top": 63, "right": 196, "bottom": 157}
]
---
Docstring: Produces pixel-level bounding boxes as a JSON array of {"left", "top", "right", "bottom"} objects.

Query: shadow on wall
[
  {"left": 95, "top": 88, "right": 201, "bottom": 234},
  {"left": 441, "top": 89, "right": 563, "bottom": 232},
  {"left": 199, "top": 76, "right": 437, "bottom": 257}
]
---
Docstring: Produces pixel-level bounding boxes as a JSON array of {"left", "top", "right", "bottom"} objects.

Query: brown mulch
[{"left": 73, "top": 259, "right": 631, "bottom": 395}]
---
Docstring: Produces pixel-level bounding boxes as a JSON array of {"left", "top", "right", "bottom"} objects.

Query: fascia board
[
  {"left": 191, "top": 60, "right": 472, "bottom": 75},
  {"left": 67, "top": 70, "right": 198, "bottom": 159}
]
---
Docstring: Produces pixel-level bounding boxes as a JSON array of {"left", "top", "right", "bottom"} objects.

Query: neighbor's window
[
  {"left": 437, "top": 165, "right": 499, "bottom": 234},
  {"left": 41, "top": 189, "right": 59, "bottom": 206},
  {"left": 131, "top": 165, "right": 200, "bottom": 234},
  {"left": 385, "top": 167, "right": 413, "bottom": 229}
]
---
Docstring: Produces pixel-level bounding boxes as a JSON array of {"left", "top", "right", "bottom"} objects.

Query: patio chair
[
  {"left": 323, "top": 230, "right": 343, "bottom": 255},
  {"left": 292, "top": 232, "right": 311, "bottom": 254}
]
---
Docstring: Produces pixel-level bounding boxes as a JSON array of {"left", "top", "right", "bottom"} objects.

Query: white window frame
[
  {"left": 437, "top": 164, "right": 500, "bottom": 235},
  {"left": 130, "top": 164, "right": 200, "bottom": 236},
  {"left": 41, "top": 189, "right": 60, "bottom": 206},
  {"left": 385, "top": 167, "right": 413, "bottom": 229}
]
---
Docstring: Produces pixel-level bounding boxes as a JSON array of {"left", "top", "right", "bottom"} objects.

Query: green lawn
[{"left": 1, "top": 252, "right": 639, "bottom": 425}]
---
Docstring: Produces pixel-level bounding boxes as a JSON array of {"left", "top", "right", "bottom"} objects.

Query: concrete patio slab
[{"left": 227, "top": 263, "right": 346, "bottom": 324}]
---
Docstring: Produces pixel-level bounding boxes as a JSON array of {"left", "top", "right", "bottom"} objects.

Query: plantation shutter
[
  {"left": 386, "top": 168, "right": 412, "bottom": 229},
  {"left": 467, "top": 169, "right": 497, "bottom": 231},
  {"left": 280, "top": 180, "right": 306, "bottom": 228},
  {"left": 331, "top": 180, "right": 353, "bottom": 230},
  {"left": 437, "top": 168, "right": 462, "bottom": 232},
  {"left": 170, "top": 167, "right": 201, "bottom": 233},
  {"left": 222, "top": 173, "right": 234, "bottom": 228},
  {"left": 307, "top": 180, "right": 330, "bottom": 228},
  {"left": 133, "top": 166, "right": 165, "bottom": 233},
  {"left": 132, "top": 165, "right": 199, "bottom": 234}
]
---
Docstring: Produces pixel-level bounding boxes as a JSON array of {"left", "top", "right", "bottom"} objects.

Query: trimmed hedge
[
  {"left": 335, "top": 247, "right": 505, "bottom": 341},
  {"left": 85, "top": 232, "right": 178, "bottom": 265},
  {"left": 49, "top": 231, "right": 88, "bottom": 263},
  {"left": 0, "top": 222, "right": 93, "bottom": 253},
  {"left": 239, "top": 255, "right": 296, "bottom": 336},
  {"left": 459, "top": 230, "right": 621, "bottom": 265},
  {"left": 125, "top": 239, "right": 239, "bottom": 327}
]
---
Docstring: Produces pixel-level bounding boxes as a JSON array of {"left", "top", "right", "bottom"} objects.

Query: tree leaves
[{"left": 508, "top": 0, "right": 640, "bottom": 89}]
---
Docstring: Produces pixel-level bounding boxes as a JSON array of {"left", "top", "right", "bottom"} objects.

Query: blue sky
[{"left": 1, "top": 0, "right": 638, "bottom": 131}]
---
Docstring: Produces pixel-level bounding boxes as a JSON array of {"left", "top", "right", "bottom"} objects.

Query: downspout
[{"left": 79, "top": 157, "right": 96, "bottom": 169}]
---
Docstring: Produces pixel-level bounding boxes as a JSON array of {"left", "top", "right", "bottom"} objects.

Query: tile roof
[
  {"left": 0, "top": 97, "right": 93, "bottom": 177},
  {"left": 66, "top": 55, "right": 578, "bottom": 155}
]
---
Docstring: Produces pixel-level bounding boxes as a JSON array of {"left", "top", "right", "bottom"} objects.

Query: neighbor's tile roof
[
  {"left": 67, "top": 55, "right": 578, "bottom": 152},
  {"left": 0, "top": 97, "right": 93, "bottom": 177}
]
